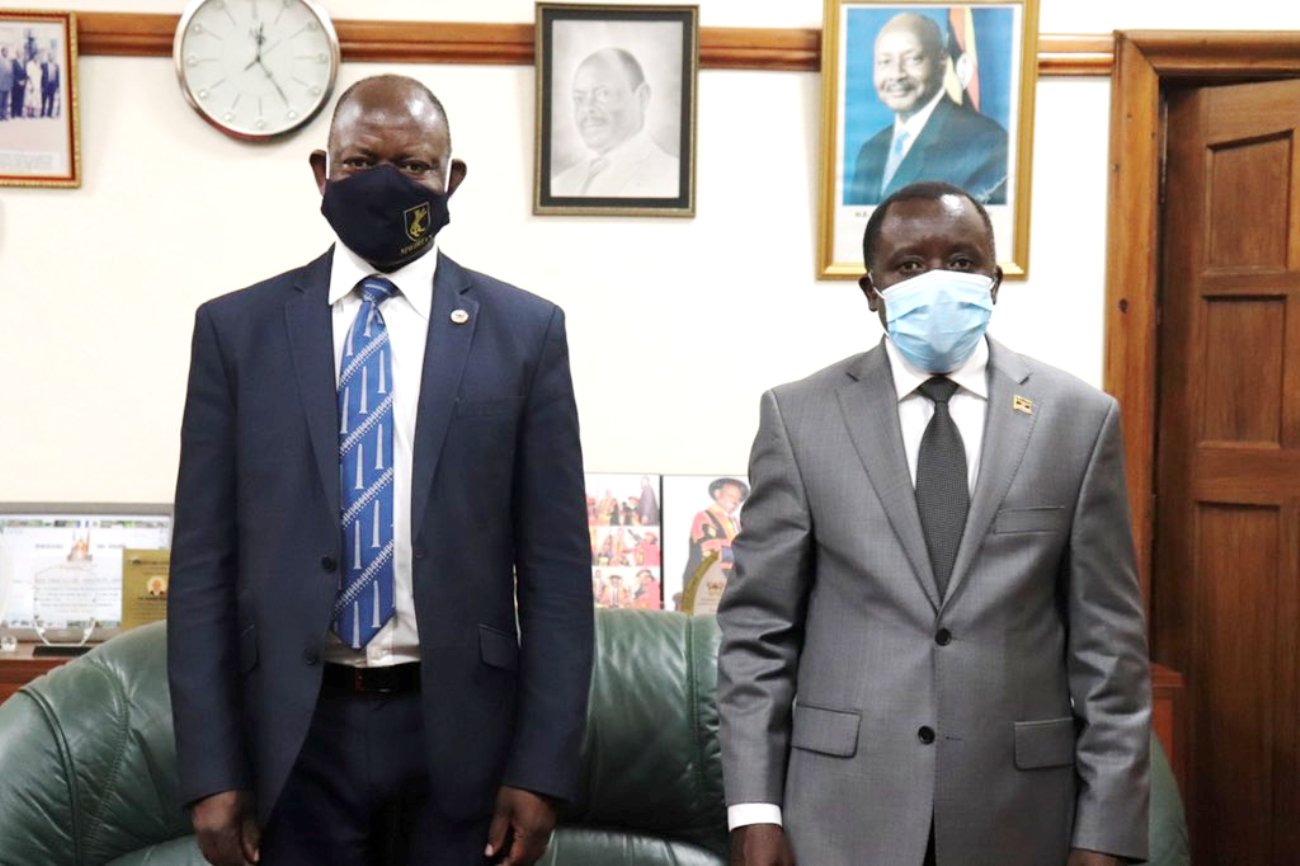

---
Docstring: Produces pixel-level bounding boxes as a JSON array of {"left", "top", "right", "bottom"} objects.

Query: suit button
[
  {"left": 918, "top": 726, "right": 935, "bottom": 745},
  {"left": 935, "top": 628, "right": 952, "bottom": 646},
  {"left": 303, "top": 648, "right": 320, "bottom": 666},
  {"left": 413, "top": 545, "right": 426, "bottom": 561},
  {"left": 321, "top": 555, "right": 337, "bottom": 572}
]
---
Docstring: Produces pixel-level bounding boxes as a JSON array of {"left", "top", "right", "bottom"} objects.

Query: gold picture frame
[
  {"left": 0, "top": 10, "right": 80, "bottom": 188},
  {"left": 534, "top": 3, "right": 698, "bottom": 217},
  {"left": 817, "top": 0, "right": 1039, "bottom": 278}
]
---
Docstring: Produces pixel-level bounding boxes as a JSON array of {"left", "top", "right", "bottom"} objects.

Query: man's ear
[
  {"left": 447, "top": 158, "right": 468, "bottom": 197},
  {"left": 990, "top": 265, "right": 1004, "bottom": 304},
  {"left": 309, "top": 149, "right": 328, "bottom": 195},
  {"left": 636, "top": 83, "right": 651, "bottom": 113},
  {"left": 860, "top": 272, "right": 881, "bottom": 312}
]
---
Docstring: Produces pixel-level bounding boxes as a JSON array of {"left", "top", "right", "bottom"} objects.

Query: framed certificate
[{"left": 0, "top": 503, "right": 172, "bottom": 642}]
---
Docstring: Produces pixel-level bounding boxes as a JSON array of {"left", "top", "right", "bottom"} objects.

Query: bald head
[
  {"left": 873, "top": 13, "right": 948, "bottom": 120},
  {"left": 328, "top": 75, "right": 450, "bottom": 153},
  {"left": 572, "top": 48, "right": 651, "bottom": 154},
  {"left": 310, "top": 73, "right": 465, "bottom": 215}
]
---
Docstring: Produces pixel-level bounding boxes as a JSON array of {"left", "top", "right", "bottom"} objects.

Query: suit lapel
[
  {"left": 410, "top": 253, "right": 479, "bottom": 535},
  {"left": 942, "top": 339, "right": 1037, "bottom": 611},
  {"left": 837, "top": 344, "right": 941, "bottom": 611},
  {"left": 284, "top": 251, "right": 340, "bottom": 525}
]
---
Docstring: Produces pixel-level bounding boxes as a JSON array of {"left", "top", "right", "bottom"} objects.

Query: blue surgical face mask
[{"left": 882, "top": 269, "right": 995, "bottom": 373}]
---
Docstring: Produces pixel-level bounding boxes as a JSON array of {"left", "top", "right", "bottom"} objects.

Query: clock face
[{"left": 174, "top": 0, "right": 340, "bottom": 140}]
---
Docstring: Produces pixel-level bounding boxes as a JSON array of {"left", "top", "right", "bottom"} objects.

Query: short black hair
[
  {"left": 330, "top": 74, "right": 451, "bottom": 147},
  {"left": 862, "top": 181, "right": 995, "bottom": 273}
]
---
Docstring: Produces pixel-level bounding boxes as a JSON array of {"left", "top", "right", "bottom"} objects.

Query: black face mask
[{"left": 320, "top": 164, "right": 450, "bottom": 271}]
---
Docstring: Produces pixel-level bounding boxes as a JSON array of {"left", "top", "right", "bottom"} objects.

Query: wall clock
[{"left": 173, "top": 0, "right": 340, "bottom": 141}]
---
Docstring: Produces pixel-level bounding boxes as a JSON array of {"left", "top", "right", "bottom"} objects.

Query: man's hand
[
  {"left": 191, "top": 789, "right": 259, "bottom": 866},
  {"left": 1066, "top": 849, "right": 1124, "bottom": 866},
  {"left": 484, "top": 785, "right": 557, "bottom": 865},
  {"left": 730, "top": 824, "right": 796, "bottom": 866}
]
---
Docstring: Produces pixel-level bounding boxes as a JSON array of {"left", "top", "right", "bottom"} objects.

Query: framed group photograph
[
  {"left": 0, "top": 10, "right": 79, "bottom": 188},
  {"left": 584, "top": 473, "right": 664, "bottom": 610},
  {"left": 817, "top": 0, "right": 1039, "bottom": 278},
  {"left": 534, "top": 4, "right": 698, "bottom": 217}
]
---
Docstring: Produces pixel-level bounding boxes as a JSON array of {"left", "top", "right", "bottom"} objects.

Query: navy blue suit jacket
[
  {"left": 847, "top": 96, "right": 1009, "bottom": 206},
  {"left": 168, "top": 250, "right": 593, "bottom": 823}
]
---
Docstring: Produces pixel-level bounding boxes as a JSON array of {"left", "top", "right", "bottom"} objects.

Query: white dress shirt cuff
[{"left": 728, "top": 803, "right": 783, "bottom": 829}]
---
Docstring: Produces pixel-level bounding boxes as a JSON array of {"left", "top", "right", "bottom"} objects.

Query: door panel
[{"left": 1159, "top": 78, "right": 1300, "bottom": 865}]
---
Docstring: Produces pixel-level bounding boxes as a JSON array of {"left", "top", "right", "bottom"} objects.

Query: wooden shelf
[{"left": 75, "top": 13, "right": 1115, "bottom": 76}]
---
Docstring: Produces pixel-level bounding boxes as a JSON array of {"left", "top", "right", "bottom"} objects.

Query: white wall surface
[{"left": 0, "top": 1, "right": 1291, "bottom": 502}]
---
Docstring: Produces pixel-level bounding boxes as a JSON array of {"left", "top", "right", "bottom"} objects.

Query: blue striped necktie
[{"left": 335, "top": 276, "right": 397, "bottom": 649}]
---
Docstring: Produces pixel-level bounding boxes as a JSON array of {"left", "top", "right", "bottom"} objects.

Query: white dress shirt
[
  {"left": 323, "top": 237, "right": 438, "bottom": 668},
  {"left": 727, "top": 335, "right": 991, "bottom": 830}
]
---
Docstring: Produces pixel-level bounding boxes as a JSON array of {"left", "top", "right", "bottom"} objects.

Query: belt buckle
[{"left": 352, "top": 667, "right": 367, "bottom": 693}]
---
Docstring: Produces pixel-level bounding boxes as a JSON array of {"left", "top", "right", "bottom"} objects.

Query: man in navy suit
[
  {"left": 846, "top": 14, "right": 1008, "bottom": 206},
  {"left": 168, "top": 74, "right": 593, "bottom": 866}
]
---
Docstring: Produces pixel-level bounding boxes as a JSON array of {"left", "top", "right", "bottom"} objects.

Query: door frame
[{"left": 1104, "top": 31, "right": 1300, "bottom": 609}]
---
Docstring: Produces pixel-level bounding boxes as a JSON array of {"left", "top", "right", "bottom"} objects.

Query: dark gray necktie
[{"left": 915, "top": 377, "right": 969, "bottom": 600}]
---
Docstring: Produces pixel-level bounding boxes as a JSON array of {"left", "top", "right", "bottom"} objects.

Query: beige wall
[{"left": 2, "top": 1, "right": 1296, "bottom": 502}]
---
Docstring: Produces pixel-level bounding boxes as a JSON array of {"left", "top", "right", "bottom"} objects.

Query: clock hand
[
  {"left": 259, "top": 21, "right": 313, "bottom": 62},
  {"left": 243, "top": 23, "right": 267, "bottom": 71},
  {"left": 257, "top": 57, "right": 290, "bottom": 106}
]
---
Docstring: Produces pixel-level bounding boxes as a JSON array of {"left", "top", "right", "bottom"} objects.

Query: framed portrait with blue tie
[
  {"left": 816, "top": 0, "right": 1040, "bottom": 278},
  {"left": 534, "top": 4, "right": 698, "bottom": 217}
]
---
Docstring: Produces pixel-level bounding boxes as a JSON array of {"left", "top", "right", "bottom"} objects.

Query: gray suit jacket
[{"left": 717, "top": 338, "right": 1150, "bottom": 866}]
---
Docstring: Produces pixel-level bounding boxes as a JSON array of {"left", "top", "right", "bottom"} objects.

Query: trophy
[{"left": 30, "top": 533, "right": 100, "bottom": 655}]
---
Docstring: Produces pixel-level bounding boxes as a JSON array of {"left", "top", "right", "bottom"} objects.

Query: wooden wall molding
[
  {"left": 1103, "top": 30, "right": 1300, "bottom": 607},
  {"left": 77, "top": 11, "right": 1113, "bottom": 75}
]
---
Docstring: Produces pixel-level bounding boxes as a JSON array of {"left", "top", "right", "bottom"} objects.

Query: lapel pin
[
  {"left": 1013, "top": 395, "right": 1034, "bottom": 415},
  {"left": 450, "top": 309, "right": 470, "bottom": 325}
]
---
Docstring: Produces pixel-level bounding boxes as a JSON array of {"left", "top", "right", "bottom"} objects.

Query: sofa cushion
[{"left": 540, "top": 826, "right": 723, "bottom": 866}]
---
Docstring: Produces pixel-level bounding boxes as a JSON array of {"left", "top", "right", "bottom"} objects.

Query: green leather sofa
[{"left": 0, "top": 613, "right": 1188, "bottom": 866}]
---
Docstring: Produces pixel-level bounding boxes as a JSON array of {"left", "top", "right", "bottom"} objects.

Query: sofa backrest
[
  {"left": 0, "top": 612, "right": 1188, "bottom": 866},
  {"left": 541, "top": 611, "right": 728, "bottom": 864},
  {"left": 0, "top": 622, "right": 190, "bottom": 866}
]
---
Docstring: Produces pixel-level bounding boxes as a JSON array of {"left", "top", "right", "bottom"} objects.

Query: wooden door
[{"left": 1158, "top": 79, "right": 1300, "bottom": 865}]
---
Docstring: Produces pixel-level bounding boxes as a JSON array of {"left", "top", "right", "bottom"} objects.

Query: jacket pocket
[
  {"left": 791, "top": 703, "right": 860, "bottom": 758},
  {"left": 993, "top": 506, "right": 1066, "bottom": 534},
  {"left": 454, "top": 397, "right": 524, "bottom": 419},
  {"left": 1013, "top": 717, "right": 1076, "bottom": 769},
  {"left": 238, "top": 623, "right": 258, "bottom": 673},
  {"left": 478, "top": 624, "right": 520, "bottom": 672}
]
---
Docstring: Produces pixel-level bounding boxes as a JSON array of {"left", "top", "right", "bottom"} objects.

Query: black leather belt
[{"left": 322, "top": 662, "right": 421, "bottom": 694}]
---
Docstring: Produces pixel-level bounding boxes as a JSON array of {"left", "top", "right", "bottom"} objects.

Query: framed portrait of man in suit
[
  {"left": 817, "top": 0, "right": 1039, "bottom": 278},
  {"left": 0, "top": 11, "right": 80, "bottom": 188},
  {"left": 534, "top": 4, "right": 698, "bottom": 217}
]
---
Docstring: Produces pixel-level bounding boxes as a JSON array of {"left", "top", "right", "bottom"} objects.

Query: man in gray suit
[{"left": 717, "top": 181, "right": 1150, "bottom": 866}]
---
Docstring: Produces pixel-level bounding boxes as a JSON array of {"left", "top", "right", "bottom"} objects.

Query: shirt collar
[
  {"left": 894, "top": 88, "right": 947, "bottom": 141},
  {"left": 884, "top": 333, "right": 990, "bottom": 402},
  {"left": 326, "top": 233, "right": 438, "bottom": 319}
]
